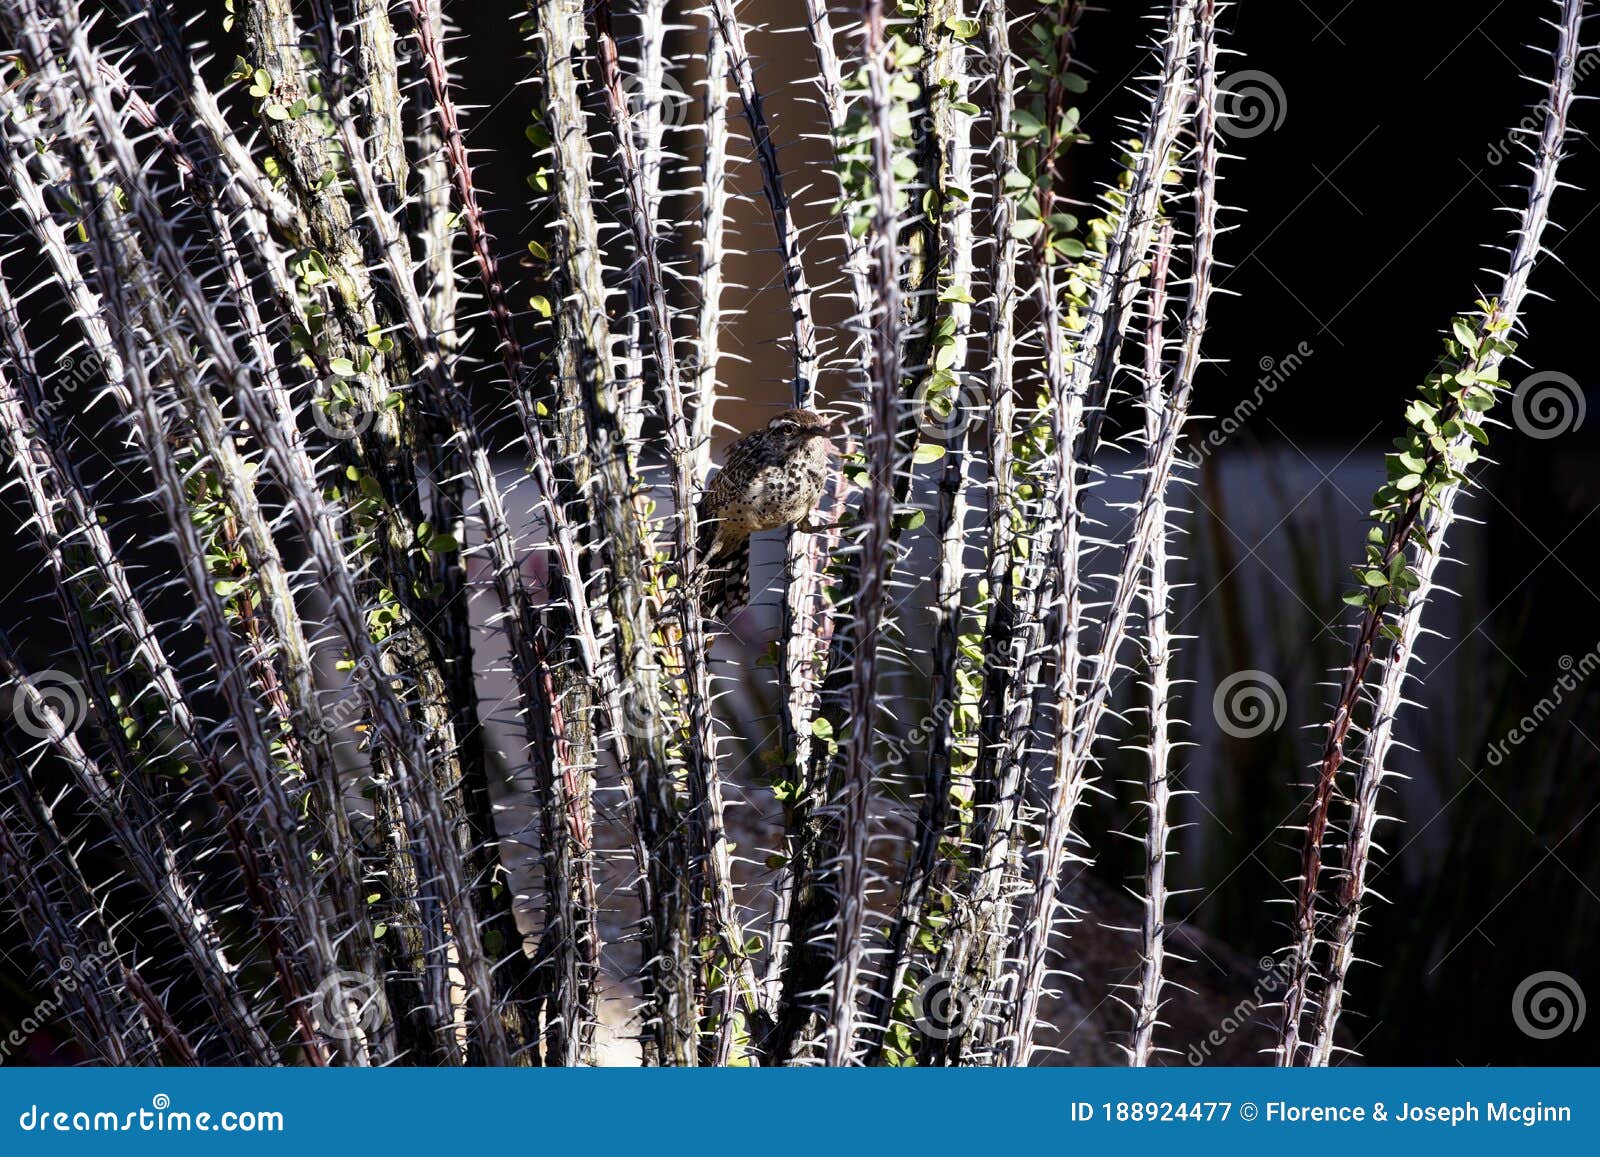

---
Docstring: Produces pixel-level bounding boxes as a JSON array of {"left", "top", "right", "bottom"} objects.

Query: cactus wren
[{"left": 697, "top": 408, "right": 836, "bottom": 617}]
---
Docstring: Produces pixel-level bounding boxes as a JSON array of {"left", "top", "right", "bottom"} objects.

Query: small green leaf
[{"left": 1011, "top": 109, "right": 1044, "bottom": 138}]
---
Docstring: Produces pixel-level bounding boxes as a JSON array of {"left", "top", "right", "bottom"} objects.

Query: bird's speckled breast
[{"left": 725, "top": 435, "right": 828, "bottom": 536}]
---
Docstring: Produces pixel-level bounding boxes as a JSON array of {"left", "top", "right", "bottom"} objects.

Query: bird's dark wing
[
  {"left": 701, "top": 535, "right": 750, "bottom": 620},
  {"left": 715, "top": 431, "right": 765, "bottom": 489},
  {"left": 697, "top": 431, "right": 762, "bottom": 557}
]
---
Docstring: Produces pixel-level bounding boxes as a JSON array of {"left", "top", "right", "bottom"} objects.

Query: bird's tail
[{"left": 700, "top": 537, "right": 750, "bottom": 620}]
